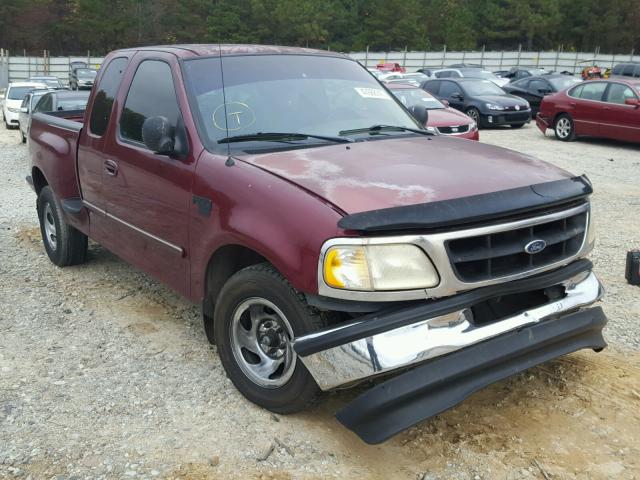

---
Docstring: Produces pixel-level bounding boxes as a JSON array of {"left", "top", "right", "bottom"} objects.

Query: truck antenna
[{"left": 218, "top": 43, "right": 234, "bottom": 166}]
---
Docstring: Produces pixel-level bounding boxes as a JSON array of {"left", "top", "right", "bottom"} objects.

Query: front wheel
[
  {"left": 465, "top": 107, "right": 481, "bottom": 127},
  {"left": 554, "top": 114, "right": 576, "bottom": 141},
  {"left": 37, "top": 186, "right": 88, "bottom": 267},
  {"left": 213, "top": 263, "right": 326, "bottom": 413},
  {"left": 21, "top": 130, "right": 26, "bottom": 143}
]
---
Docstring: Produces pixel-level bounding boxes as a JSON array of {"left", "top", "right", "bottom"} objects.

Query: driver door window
[
  {"left": 120, "top": 60, "right": 182, "bottom": 144},
  {"left": 439, "top": 81, "right": 462, "bottom": 99}
]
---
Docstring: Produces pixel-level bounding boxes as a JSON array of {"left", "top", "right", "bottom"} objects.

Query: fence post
[
  {"left": 631, "top": 49, "right": 635, "bottom": 61},
  {"left": 364, "top": 45, "right": 369, "bottom": 67},
  {"left": 480, "top": 45, "right": 485, "bottom": 66},
  {"left": 499, "top": 50, "right": 504, "bottom": 70},
  {"left": 87, "top": 50, "right": 90, "bottom": 67},
  {"left": 555, "top": 47, "right": 560, "bottom": 71},
  {"left": 402, "top": 46, "right": 407, "bottom": 67},
  {"left": 516, "top": 44, "right": 521, "bottom": 66},
  {"left": 422, "top": 49, "right": 427, "bottom": 68},
  {"left": 442, "top": 45, "right": 446, "bottom": 68}
]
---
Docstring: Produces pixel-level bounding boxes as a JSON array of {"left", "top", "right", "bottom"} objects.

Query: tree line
[{"left": 1, "top": 0, "right": 639, "bottom": 56}]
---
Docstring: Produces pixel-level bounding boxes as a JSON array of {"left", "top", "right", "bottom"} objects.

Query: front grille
[
  {"left": 504, "top": 105, "right": 526, "bottom": 111},
  {"left": 437, "top": 124, "right": 470, "bottom": 134},
  {"left": 447, "top": 210, "right": 588, "bottom": 283},
  {"left": 495, "top": 112, "right": 531, "bottom": 123}
]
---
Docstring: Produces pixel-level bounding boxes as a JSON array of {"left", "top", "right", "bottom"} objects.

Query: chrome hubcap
[
  {"left": 467, "top": 109, "right": 479, "bottom": 122},
  {"left": 556, "top": 118, "right": 571, "bottom": 138},
  {"left": 43, "top": 203, "right": 57, "bottom": 250},
  {"left": 230, "top": 298, "right": 296, "bottom": 388}
]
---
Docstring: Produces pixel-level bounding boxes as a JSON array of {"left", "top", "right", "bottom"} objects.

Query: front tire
[
  {"left": 465, "top": 107, "right": 481, "bottom": 127},
  {"left": 21, "top": 131, "right": 26, "bottom": 143},
  {"left": 554, "top": 114, "right": 576, "bottom": 141},
  {"left": 213, "top": 263, "right": 326, "bottom": 413},
  {"left": 37, "top": 186, "right": 88, "bottom": 267}
]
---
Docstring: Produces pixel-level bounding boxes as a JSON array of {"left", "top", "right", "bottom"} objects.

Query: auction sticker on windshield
[{"left": 354, "top": 87, "right": 391, "bottom": 99}]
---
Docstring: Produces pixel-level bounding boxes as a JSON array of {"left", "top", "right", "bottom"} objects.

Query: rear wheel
[
  {"left": 465, "top": 107, "right": 481, "bottom": 127},
  {"left": 213, "top": 263, "right": 326, "bottom": 413},
  {"left": 37, "top": 186, "right": 88, "bottom": 267},
  {"left": 554, "top": 114, "right": 576, "bottom": 141}
]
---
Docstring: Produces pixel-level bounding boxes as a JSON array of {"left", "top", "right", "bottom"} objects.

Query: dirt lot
[{"left": 1, "top": 123, "right": 639, "bottom": 480}]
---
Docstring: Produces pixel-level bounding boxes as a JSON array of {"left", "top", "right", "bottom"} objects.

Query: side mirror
[
  {"left": 451, "top": 92, "right": 464, "bottom": 100},
  {"left": 142, "top": 116, "right": 175, "bottom": 155},
  {"left": 441, "top": 99, "right": 450, "bottom": 107},
  {"left": 409, "top": 105, "right": 429, "bottom": 126},
  {"left": 20, "top": 107, "right": 28, "bottom": 113},
  {"left": 625, "top": 97, "right": 640, "bottom": 107}
]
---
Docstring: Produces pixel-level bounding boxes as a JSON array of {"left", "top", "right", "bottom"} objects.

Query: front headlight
[
  {"left": 323, "top": 244, "right": 439, "bottom": 291},
  {"left": 425, "top": 126, "right": 438, "bottom": 133},
  {"left": 8, "top": 107, "right": 19, "bottom": 113},
  {"left": 486, "top": 103, "right": 505, "bottom": 111}
]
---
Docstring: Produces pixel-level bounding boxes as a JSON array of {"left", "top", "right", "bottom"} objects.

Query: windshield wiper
[
  {"left": 218, "top": 132, "right": 353, "bottom": 144},
  {"left": 339, "top": 125, "right": 433, "bottom": 136}
]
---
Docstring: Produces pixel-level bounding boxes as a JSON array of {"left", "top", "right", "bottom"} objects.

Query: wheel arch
[{"left": 31, "top": 166, "right": 49, "bottom": 195}]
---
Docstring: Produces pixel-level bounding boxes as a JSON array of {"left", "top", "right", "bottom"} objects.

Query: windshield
[
  {"left": 183, "top": 55, "right": 421, "bottom": 153},
  {"left": 462, "top": 80, "right": 505, "bottom": 96},
  {"left": 76, "top": 69, "right": 97, "bottom": 77},
  {"left": 549, "top": 76, "right": 582, "bottom": 91},
  {"left": 30, "top": 93, "right": 46, "bottom": 108},
  {"left": 390, "top": 88, "right": 445, "bottom": 109},
  {"left": 7, "top": 87, "right": 33, "bottom": 100}
]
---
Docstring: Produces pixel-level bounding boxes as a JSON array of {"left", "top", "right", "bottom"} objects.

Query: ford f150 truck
[{"left": 27, "top": 45, "right": 606, "bottom": 444}]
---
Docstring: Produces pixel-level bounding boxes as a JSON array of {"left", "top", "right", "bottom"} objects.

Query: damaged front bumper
[{"left": 294, "top": 259, "right": 606, "bottom": 443}]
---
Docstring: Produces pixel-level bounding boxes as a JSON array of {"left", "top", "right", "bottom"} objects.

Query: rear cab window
[{"left": 89, "top": 57, "right": 128, "bottom": 136}]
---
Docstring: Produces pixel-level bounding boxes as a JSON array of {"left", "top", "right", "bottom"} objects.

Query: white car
[
  {"left": 432, "top": 68, "right": 510, "bottom": 88},
  {"left": 379, "top": 72, "right": 429, "bottom": 87},
  {"left": 2, "top": 82, "right": 47, "bottom": 129}
]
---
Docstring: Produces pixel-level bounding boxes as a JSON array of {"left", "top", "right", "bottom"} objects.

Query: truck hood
[{"left": 237, "top": 135, "right": 573, "bottom": 215}]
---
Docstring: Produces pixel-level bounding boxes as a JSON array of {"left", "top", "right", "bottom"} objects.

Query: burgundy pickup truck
[{"left": 27, "top": 45, "right": 606, "bottom": 444}]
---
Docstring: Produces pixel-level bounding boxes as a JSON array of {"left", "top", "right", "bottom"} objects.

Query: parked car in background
[
  {"left": 416, "top": 67, "right": 433, "bottom": 76},
  {"left": 18, "top": 89, "right": 49, "bottom": 142},
  {"left": 27, "top": 44, "right": 606, "bottom": 445},
  {"left": 69, "top": 68, "right": 98, "bottom": 90},
  {"left": 387, "top": 83, "right": 479, "bottom": 140},
  {"left": 69, "top": 60, "right": 87, "bottom": 73},
  {"left": 610, "top": 62, "right": 640, "bottom": 79},
  {"left": 2, "top": 81, "right": 47, "bottom": 128},
  {"left": 432, "top": 68, "right": 509, "bottom": 87},
  {"left": 501, "top": 67, "right": 549, "bottom": 82},
  {"left": 380, "top": 72, "right": 429, "bottom": 86},
  {"left": 503, "top": 74, "right": 582, "bottom": 116},
  {"left": 537, "top": 78, "right": 640, "bottom": 143},
  {"left": 493, "top": 70, "right": 510, "bottom": 78},
  {"left": 28, "top": 76, "right": 65, "bottom": 90},
  {"left": 33, "top": 90, "right": 90, "bottom": 113},
  {"left": 376, "top": 62, "right": 405, "bottom": 73},
  {"left": 422, "top": 78, "right": 531, "bottom": 128},
  {"left": 447, "top": 63, "right": 483, "bottom": 68}
]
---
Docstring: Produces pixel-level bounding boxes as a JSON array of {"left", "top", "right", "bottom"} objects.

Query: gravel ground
[{"left": 1, "top": 123, "right": 639, "bottom": 480}]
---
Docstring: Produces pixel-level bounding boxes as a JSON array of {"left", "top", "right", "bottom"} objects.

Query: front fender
[{"left": 189, "top": 153, "right": 345, "bottom": 301}]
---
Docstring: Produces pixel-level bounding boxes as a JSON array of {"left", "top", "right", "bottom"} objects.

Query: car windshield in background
[
  {"left": 31, "top": 78, "right": 60, "bottom": 87},
  {"left": 463, "top": 80, "right": 505, "bottom": 96},
  {"left": 549, "top": 76, "right": 582, "bottom": 91},
  {"left": 465, "top": 70, "right": 498, "bottom": 80},
  {"left": 183, "top": 55, "right": 421, "bottom": 152},
  {"left": 76, "top": 69, "right": 97, "bottom": 77},
  {"left": 391, "top": 88, "right": 445, "bottom": 109},
  {"left": 7, "top": 87, "right": 33, "bottom": 100}
]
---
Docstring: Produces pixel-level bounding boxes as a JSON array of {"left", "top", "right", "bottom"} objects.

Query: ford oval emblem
[{"left": 524, "top": 239, "right": 547, "bottom": 254}]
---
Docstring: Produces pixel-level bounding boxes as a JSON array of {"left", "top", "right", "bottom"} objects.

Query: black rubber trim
[
  {"left": 25, "top": 176, "right": 35, "bottom": 192},
  {"left": 337, "top": 175, "right": 592, "bottom": 233},
  {"left": 337, "top": 306, "right": 607, "bottom": 444},
  {"left": 294, "top": 259, "right": 592, "bottom": 357},
  {"left": 305, "top": 293, "right": 414, "bottom": 313},
  {"left": 61, "top": 198, "right": 83, "bottom": 215}
]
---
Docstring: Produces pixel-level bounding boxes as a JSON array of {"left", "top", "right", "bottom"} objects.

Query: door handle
[{"left": 104, "top": 159, "right": 118, "bottom": 176}]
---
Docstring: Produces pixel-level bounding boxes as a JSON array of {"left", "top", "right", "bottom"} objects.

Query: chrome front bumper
[{"left": 296, "top": 265, "right": 603, "bottom": 390}]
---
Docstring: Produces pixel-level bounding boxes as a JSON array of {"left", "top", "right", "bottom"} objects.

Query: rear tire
[
  {"left": 213, "top": 263, "right": 326, "bottom": 414},
  {"left": 554, "top": 114, "right": 576, "bottom": 141},
  {"left": 37, "top": 186, "right": 88, "bottom": 267}
]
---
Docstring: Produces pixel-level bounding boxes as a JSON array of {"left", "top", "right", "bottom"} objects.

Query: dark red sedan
[
  {"left": 536, "top": 78, "right": 640, "bottom": 143},
  {"left": 387, "top": 83, "right": 479, "bottom": 140}
]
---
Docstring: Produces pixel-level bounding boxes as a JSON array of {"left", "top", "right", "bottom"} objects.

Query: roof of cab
[{"left": 113, "top": 44, "right": 349, "bottom": 59}]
